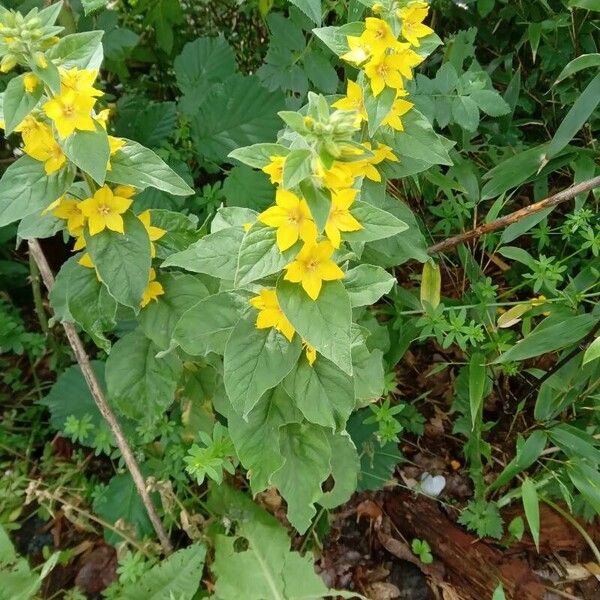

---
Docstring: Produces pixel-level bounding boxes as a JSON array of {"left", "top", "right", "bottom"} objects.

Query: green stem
[
  {"left": 29, "top": 250, "right": 49, "bottom": 336},
  {"left": 543, "top": 498, "right": 600, "bottom": 564}
]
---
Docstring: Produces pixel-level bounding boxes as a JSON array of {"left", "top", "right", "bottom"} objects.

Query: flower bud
[
  {"left": 303, "top": 116, "right": 315, "bottom": 130},
  {"left": 0, "top": 54, "right": 17, "bottom": 73},
  {"left": 372, "top": 3, "right": 384, "bottom": 13},
  {"left": 34, "top": 51, "right": 48, "bottom": 69}
]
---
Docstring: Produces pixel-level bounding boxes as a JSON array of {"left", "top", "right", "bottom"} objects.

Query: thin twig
[
  {"left": 427, "top": 176, "right": 600, "bottom": 255},
  {"left": 27, "top": 239, "right": 173, "bottom": 555}
]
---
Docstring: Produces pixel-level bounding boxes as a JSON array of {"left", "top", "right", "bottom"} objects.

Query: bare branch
[
  {"left": 427, "top": 176, "right": 600, "bottom": 255},
  {"left": 27, "top": 239, "right": 173, "bottom": 555}
]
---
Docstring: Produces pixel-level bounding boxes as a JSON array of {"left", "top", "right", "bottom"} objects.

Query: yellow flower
[
  {"left": 332, "top": 80, "right": 368, "bottom": 125},
  {"left": 78, "top": 252, "right": 95, "bottom": 269},
  {"left": 341, "top": 35, "right": 372, "bottom": 66},
  {"left": 43, "top": 90, "right": 97, "bottom": 138},
  {"left": 109, "top": 136, "right": 125, "bottom": 154},
  {"left": 95, "top": 108, "right": 111, "bottom": 129},
  {"left": 258, "top": 189, "right": 317, "bottom": 251},
  {"left": 364, "top": 52, "right": 407, "bottom": 96},
  {"left": 303, "top": 340, "right": 317, "bottom": 365},
  {"left": 141, "top": 269, "right": 164, "bottom": 308},
  {"left": 138, "top": 210, "right": 167, "bottom": 258},
  {"left": 381, "top": 90, "right": 414, "bottom": 131},
  {"left": 114, "top": 185, "right": 136, "bottom": 198},
  {"left": 79, "top": 186, "right": 132, "bottom": 235},
  {"left": 325, "top": 189, "right": 363, "bottom": 248},
  {"left": 390, "top": 43, "right": 425, "bottom": 79},
  {"left": 316, "top": 160, "right": 357, "bottom": 191},
  {"left": 23, "top": 73, "right": 39, "bottom": 93},
  {"left": 73, "top": 231, "right": 87, "bottom": 251},
  {"left": 398, "top": 1, "right": 434, "bottom": 47},
  {"left": 262, "top": 156, "right": 285, "bottom": 185},
  {"left": 369, "top": 142, "right": 399, "bottom": 164},
  {"left": 284, "top": 240, "right": 344, "bottom": 300},
  {"left": 361, "top": 17, "right": 398, "bottom": 54},
  {"left": 249, "top": 288, "right": 295, "bottom": 342},
  {"left": 22, "top": 121, "right": 66, "bottom": 175},
  {"left": 60, "top": 68, "right": 103, "bottom": 98},
  {"left": 52, "top": 197, "right": 85, "bottom": 234}
]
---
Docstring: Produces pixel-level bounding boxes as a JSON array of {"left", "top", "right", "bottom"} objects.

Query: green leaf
[
  {"left": 17, "top": 210, "right": 63, "bottom": 240},
  {"left": 495, "top": 313, "right": 598, "bottom": 363},
  {"left": 235, "top": 224, "right": 295, "bottom": 286},
  {"left": 318, "top": 432, "right": 360, "bottom": 509},
  {"left": 105, "top": 139, "right": 194, "bottom": 196},
  {"left": 282, "top": 148, "right": 312, "bottom": 189},
  {"left": 47, "top": 31, "right": 104, "bottom": 71},
  {"left": 568, "top": 0, "right": 600, "bottom": 10},
  {"left": 0, "top": 156, "right": 74, "bottom": 228},
  {"left": 148, "top": 210, "right": 200, "bottom": 259},
  {"left": 228, "top": 143, "right": 290, "bottom": 169},
  {"left": 353, "top": 344, "right": 384, "bottom": 402},
  {"left": 313, "top": 22, "right": 365, "bottom": 57},
  {"left": 277, "top": 279, "right": 353, "bottom": 375},
  {"left": 84, "top": 212, "right": 151, "bottom": 311},
  {"left": 174, "top": 291, "right": 250, "bottom": 356},
  {"left": 469, "top": 353, "right": 487, "bottom": 429},
  {"left": 546, "top": 74, "right": 600, "bottom": 159},
  {"left": 344, "top": 264, "right": 395, "bottom": 307},
  {"left": 470, "top": 89, "right": 510, "bottom": 117},
  {"left": 299, "top": 178, "right": 331, "bottom": 232},
  {"left": 272, "top": 423, "right": 331, "bottom": 532},
  {"left": 288, "top": 0, "right": 322, "bottom": 24},
  {"left": 106, "top": 329, "right": 182, "bottom": 424},
  {"left": 568, "top": 461, "right": 600, "bottom": 513},
  {"left": 49, "top": 255, "right": 117, "bottom": 351},
  {"left": 364, "top": 84, "right": 396, "bottom": 136},
  {"left": 521, "top": 479, "right": 540, "bottom": 552},
  {"left": 223, "top": 166, "right": 275, "bottom": 211},
  {"left": 174, "top": 37, "right": 237, "bottom": 102},
  {"left": 118, "top": 544, "right": 206, "bottom": 600},
  {"left": 284, "top": 354, "right": 354, "bottom": 430},
  {"left": 348, "top": 409, "right": 403, "bottom": 491},
  {"left": 451, "top": 95, "right": 480, "bottom": 131},
  {"left": 163, "top": 227, "right": 244, "bottom": 279},
  {"left": 223, "top": 315, "right": 302, "bottom": 416},
  {"left": 139, "top": 272, "right": 209, "bottom": 350},
  {"left": 212, "top": 206, "right": 258, "bottom": 231},
  {"left": 211, "top": 487, "right": 334, "bottom": 598},
  {"left": 81, "top": 0, "right": 107, "bottom": 15},
  {"left": 29, "top": 58, "right": 61, "bottom": 95},
  {"left": 555, "top": 53, "right": 600, "bottom": 84},
  {"left": 3, "top": 74, "right": 43, "bottom": 134},
  {"left": 487, "top": 431, "right": 547, "bottom": 492},
  {"left": 191, "top": 74, "right": 285, "bottom": 163},
  {"left": 492, "top": 583, "right": 506, "bottom": 600},
  {"left": 481, "top": 144, "right": 547, "bottom": 200},
  {"left": 344, "top": 200, "right": 408, "bottom": 243},
  {"left": 0, "top": 525, "right": 41, "bottom": 600},
  {"left": 60, "top": 124, "right": 110, "bottom": 185},
  {"left": 42, "top": 361, "right": 121, "bottom": 448},
  {"left": 303, "top": 50, "right": 338, "bottom": 94},
  {"left": 93, "top": 472, "right": 158, "bottom": 545},
  {"left": 227, "top": 386, "right": 302, "bottom": 493},
  {"left": 583, "top": 336, "right": 600, "bottom": 365}
]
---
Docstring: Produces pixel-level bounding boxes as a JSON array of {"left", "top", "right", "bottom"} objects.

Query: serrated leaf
[
  {"left": 277, "top": 279, "right": 353, "bottom": 374},
  {"left": 106, "top": 329, "right": 182, "bottom": 424},
  {"left": 452, "top": 95, "right": 480, "bottom": 131},
  {"left": 118, "top": 544, "right": 206, "bottom": 600},
  {"left": 81, "top": 0, "right": 107, "bottom": 15},
  {"left": 84, "top": 212, "right": 152, "bottom": 311},
  {"left": 0, "top": 156, "right": 75, "bottom": 228},
  {"left": 470, "top": 89, "right": 510, "bottom": 117},
  {"left": 105, "top": 139, "right": 194, "bottom": 196},
  {"left": 191, "top": 74, "right": 285, "bottom": 163}
]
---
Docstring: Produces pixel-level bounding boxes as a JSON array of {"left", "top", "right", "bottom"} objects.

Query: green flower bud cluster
[{"left": 0, "top": 6, "right": 62, "bottom": 73}]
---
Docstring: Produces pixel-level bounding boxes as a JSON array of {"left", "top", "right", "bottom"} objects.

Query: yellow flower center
[
  {"left": 306, "top": 259, "right": 319, "bottom": 272},
  {"left": 62, "top": 104, "right": 75, "bottom": 118},
  {"left": 287, "top": 207, "right": 304, "bottom": 225},
  {"left": 98, "top": 204, "right": 111, "bottom": 215},
  {"left": 376, "top": 62, "right": 389, "bottom": 77}
]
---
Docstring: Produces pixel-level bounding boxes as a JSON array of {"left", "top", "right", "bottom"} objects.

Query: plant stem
[
  {"left": 543, "top": 497, "right": 600, "bottom": 564},
  {"left": 27, "top": 239, "right": 173, "bottom": 555}
]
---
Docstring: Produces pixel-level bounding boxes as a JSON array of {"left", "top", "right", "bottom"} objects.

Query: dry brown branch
[
  {"left": 27, "top": 239, "right": 173, "bottom": 555},
  {"left": 427, "top": 176, "right": 600, "bottom": 255}
]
